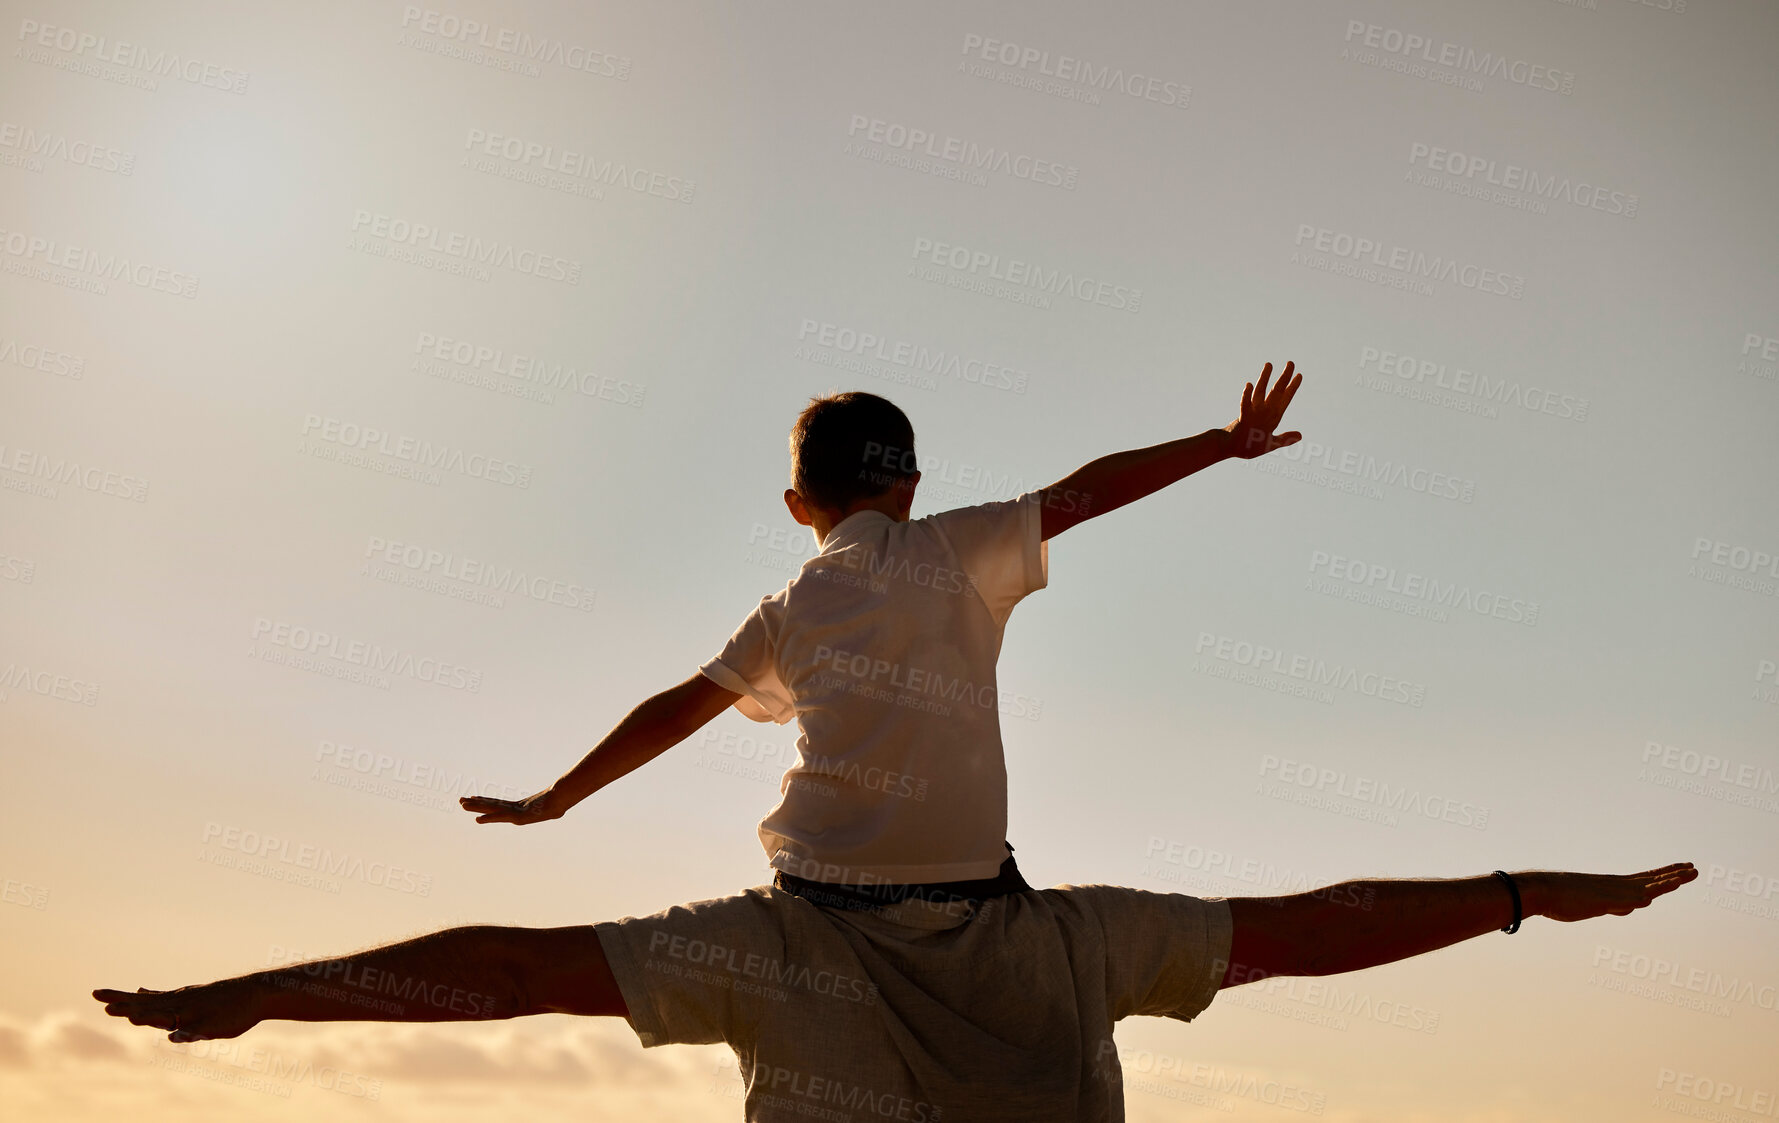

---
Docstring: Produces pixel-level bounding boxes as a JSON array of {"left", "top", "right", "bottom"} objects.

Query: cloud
[
  {"left": 0, "top": 1012, "right": 139, "bottom": 1070},
  {"left": 0, "top": 1008, "right": 738, "bottom": 1123},
  {"left": 48, "top": 1021, "right": 128, "bottom": 1063},
  {"left": 0, "top": 1007, "right": 719, "bottom": 1086},
  {"left": 0, "top": 1025, "right": 27, "bottom": 1069}
]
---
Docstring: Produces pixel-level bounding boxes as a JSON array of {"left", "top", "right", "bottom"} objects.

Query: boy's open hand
[
  {"left": 1225, "top": 360, "right": 1303, "bottom": 459},
  {"left": 460, "top": 788, "right": 565, "bottom": 825}
]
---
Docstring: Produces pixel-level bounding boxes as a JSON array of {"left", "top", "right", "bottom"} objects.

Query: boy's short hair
[{"left": 790, "top": 391, "right": 918, "bottom": 515}]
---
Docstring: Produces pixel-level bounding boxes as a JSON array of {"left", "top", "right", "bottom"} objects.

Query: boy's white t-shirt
[{"left": 699, "top": 490, "right": 1049, "bottom": 884}]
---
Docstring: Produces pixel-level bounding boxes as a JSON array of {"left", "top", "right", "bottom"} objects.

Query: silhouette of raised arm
[{"left": 1038, "top": 360, "right": 1304, "bottom": 540}]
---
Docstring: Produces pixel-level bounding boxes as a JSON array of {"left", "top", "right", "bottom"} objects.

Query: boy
[{"left": 458, "top": 362, "right": 1305, "bottom": 911}]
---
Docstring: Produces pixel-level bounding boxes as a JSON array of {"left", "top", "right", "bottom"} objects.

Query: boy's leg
[
  {"left": 95, "top": 923, "right": 625, "bottom": 1042},
  {"left": 1220, "top": 863, "right": 1696, "bottom": 988}
]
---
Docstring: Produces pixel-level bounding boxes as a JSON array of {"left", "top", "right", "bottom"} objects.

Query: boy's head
[{"left": 784, "top": 390, "right": 921, "bottom": 534}]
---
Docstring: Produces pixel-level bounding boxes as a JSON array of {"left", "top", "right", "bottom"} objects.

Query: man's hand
[
  {"left": 1520, "top": 862, "right": 1697, "bottom": 922},
  {"left": 460, "top": 788, "right": 566, "bottom": 826},
  {"left": 1224, "top": 360, "right": 1303, "bottom": 459},
  {"left": 94, "top": 981, "right": 261, "bottom": 1043}
]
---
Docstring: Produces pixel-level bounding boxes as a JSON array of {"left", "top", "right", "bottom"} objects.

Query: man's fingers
[
  {"left": 461, "top": 796, "right": 519, "bottom": 813},
  {"left": 1646, "top": 867, "right": 1697, "bottom": 895},
  {"left": 97, "top": 993, "right": 178, "bottom": 1029},
  {"left": 1646, "top": 863, "right": 1696, "bottom": 881},
  {"left": 1255, "top": 365, "right": 1272, "bottom": 402},
  {"left": 1241, "top": 381, "right": 1253, "bottom": 415},
  {"left": 1639, "top": 862, "right": 1695, "bottom": 877},
  {"left": 1628, "top": 863, "right": 1696, "bottom": 891},
  {"left": 1271, "top": 432, "right": 1302, "bottom": 450}
]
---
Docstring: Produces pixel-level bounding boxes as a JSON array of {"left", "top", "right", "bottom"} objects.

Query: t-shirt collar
[{"left": 817, "top": 508, "right": 892, "bottom": 555}]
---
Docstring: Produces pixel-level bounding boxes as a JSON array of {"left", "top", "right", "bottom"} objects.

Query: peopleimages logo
[
  {"left": 300, "top": 415, "right": 533, "bottom": 488},
  {"left": 1193, "top": 632, "right": 1427, "bottom": 708},
  {"left": 910, "top": 235, "right": 1142, "bottom": 311},
  {"left": 957, "top": 33, "right": 1191, "bottom": 108},
  {"left": 1356, "top": 345, "right": 1589, "bottom": 422},
  {"left": 1294, "top": 224, "right": 1524, "bottom": 299},
  {"left": 1262, "top": 436, "right": 1475, "bottom": 503},
  {"left": 15, "top": 18, "right": 251, "bottom": 92},
  {"left": 1308, "top": 549, "right": 1541, "bottom": 625},
  {"left": 350, "top": 210, "right": 581, "bottom": 284},
  {"left": 1258, "top": 754, "right": 1488, "bottom": 829},
  {"left": 0, "top": 122, "right": 135, "bottom": 174},
  {"left": 1653, "top": 1070, "right": 1776, "bottom": 1118},
  {"left": 1407, "top": 142, "right": 1637, "bottom": 217},
  {"left": 363, "top": 535, "right": 595, "bottom": 610},
  {"left": 846, "top": 113, "right": 1078, "bottom": 189},
  {"left": 0, "top": 336, "right": 85, "bottom": 379},
  {"left": 397, "top": 6, "right": 630, "bottom": 78},
  {"left": 250, "top": 617, "right": 483, "bottom": 692},
  {"left": 0, "top": 226, "right": 198, "bottom": 297},
  {"left": 795, "top": 318, "right": 1029, "bottom": 393},
  {"left": 0, "top": 439, "right": 148, "bottom": 501},
  {"left": 1641, "top": 740, "right": 1777, "bottom": 792},
  {"left": 1341, "top": 21, "right": 1575, "bottom": 95},
  {"left": 200, "top": 822, "right": 434, "bottom": 896},
  {"left": 462, "top": 128, "right": 692, "bottom": 202}
]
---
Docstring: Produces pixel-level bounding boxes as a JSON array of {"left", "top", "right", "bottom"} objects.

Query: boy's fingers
[{"left": 1276, "top": 371, "right": 1303, "bottom": 414}]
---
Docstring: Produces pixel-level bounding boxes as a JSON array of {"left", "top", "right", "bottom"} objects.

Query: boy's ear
[
  {"left": 895, "top": 472, "right": 920, "bottom": 516},
  {"left": 784, "top": 488, "right": 814, "bottom": 527}
]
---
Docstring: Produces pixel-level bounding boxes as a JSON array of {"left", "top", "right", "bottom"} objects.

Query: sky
[{"left": 2, "top": 0, "right": 1775, "bottom": 1120}]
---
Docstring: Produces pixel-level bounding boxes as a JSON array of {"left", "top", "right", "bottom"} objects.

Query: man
[{"left": 96, "top": 863, "right": 1696, "bottom": 1121}]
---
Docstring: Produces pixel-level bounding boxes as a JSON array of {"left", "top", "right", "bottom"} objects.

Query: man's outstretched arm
[
  {"left": 1037, "top": 360, "right": 1303, "bottom": 540},
  {"left": 460, "top": 671, "right": 741, "bottom": 825},
  {"left": 1220, "top": 863, "right": 1697, "bottom": 989},
  {"left": 96, "top": 923, "right": 624, "bottom": 1043}
]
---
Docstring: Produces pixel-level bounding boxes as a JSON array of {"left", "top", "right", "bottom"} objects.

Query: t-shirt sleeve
[
  {"left": 594, "top": 889, "right": 786, "bottom": 1049},
  {"left": 1067, "top": 884, "right": 1232, "bottom": 1025},
  {"left": 699, "top": 593, "right": 796, "bottom": 725},
  {"left": 927, "top": 489, "right": 1049, "bottom": 627}
]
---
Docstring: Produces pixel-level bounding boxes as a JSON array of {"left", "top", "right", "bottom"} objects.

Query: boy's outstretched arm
[
  {"left": 1038, "top": 360, "right": 1304, "bottom": 540},
  {"left": 459, "top": 672, "right": 741, "bottom": 825}
]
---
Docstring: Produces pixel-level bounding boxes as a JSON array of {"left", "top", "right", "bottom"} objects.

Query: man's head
[{"left": 785, "top": 390, "right": 921, "bottom": 540}]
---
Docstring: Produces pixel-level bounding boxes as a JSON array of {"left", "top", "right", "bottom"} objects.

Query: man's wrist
[
  {"left": 1508, "top": 870, "right": 1549, "bottom": 920},
  {"left": 541, "top": 784, "right": 578, "bottom": 818},
  {"left": 228, "top": 972, "right": 277, "bottom": 1023}
]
